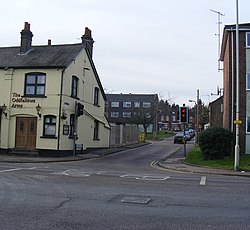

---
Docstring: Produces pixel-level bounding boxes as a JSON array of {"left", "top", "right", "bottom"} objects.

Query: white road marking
[
  {"left": 120, "top": 174, "right": 170, "bottom": 181},
  {"left": 0, "top": 167, "right": 37, "bottom": 173},
  {"left": 200, "top": 176, "right": 206, "bottom": 186}
]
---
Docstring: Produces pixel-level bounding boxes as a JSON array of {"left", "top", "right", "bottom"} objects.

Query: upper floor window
[
  {"left": 143, "top": 102, "right": 151, "bottom": 108},
  {"left": 111, "top": 102, "right": 119, "bottom": 107},
  {"left": 123, "top": 102, "right": 131, "bottom": 108},
  {"left": 24, "top": 73, "right": 46, "bottom": 96},
  {"left": 43, "top": 115, "right": 56, "bottom": 137},
  {"left": 246, "top": 73, "right": 250, "bottom": 90},
  {"left": 134, "top": 102, "right": 140, "bottom": 108},
  {"left": 71, "top": 76, "right": 79, "bottom": 98},
  {"left": 94, "top": 87, "right": 99, "bottom": 106},
  {"left": 246, "top": 33, "right": 250, "bottom": 47}
]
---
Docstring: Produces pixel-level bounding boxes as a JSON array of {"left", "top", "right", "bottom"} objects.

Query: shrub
[{"left": 199, "top": 127, "right": 233, "bottom": 160}]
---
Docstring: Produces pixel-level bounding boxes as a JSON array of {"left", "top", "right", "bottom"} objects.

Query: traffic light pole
[{"left": 183, "top": 123, "right": 186, "bottom": 157}]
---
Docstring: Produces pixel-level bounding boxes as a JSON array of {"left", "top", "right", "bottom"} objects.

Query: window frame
[
  {"left": 123, "top": 102, "right": 131, "bottom": 108},
  {"left": 71, "top": 76, "right": 79, "bottom": 98},
  {"left": 43, "top": 115, "right": 56, "bottom": 138},
  {"left": 247, "top": 117, "right": 250, "bottom": 133},
  {"left": 24, "top": 72, "right": 46, "bottom": 97},
  {"left": 94, "top": 87, "right": 99, "bottom": 106},
  {"left": 246, "top": 73, "right": 250, "bottom": 90},
  {"left": 111, "top": 112, "right": 119, "bottom": 118},
  {"left": 93, "top": 120, "right": 99, "bottom": 140},
  {"left": 69, "top": 114, "right": 76, "bottom": 138},
  {"left": 111, "top": 102, "right": 119, "bottom": 107},
  {"left": 246, "top": 32, "right": 250, "bottom": 47},
  {"left": 134, "top": 102, "right": 140, "bottom": 108},
  {"left": 123, "top": 112, "right": 131, "bottom": 118},
  {"left": 142, "top": 102, "right": 151, "bottom": 108}
]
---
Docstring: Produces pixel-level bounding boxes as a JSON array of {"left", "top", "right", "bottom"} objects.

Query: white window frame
[
  {"left": 123, "top": 112, "right": 131, "bottom": 118},
  {"left": 246, "top": 73, "right": 250, "bottom": 90},
  {"left": 111, "top": 102, "right": 119, "bottom": 107},
  {"left": 246, "top": 117, "right": 250, "bottom": 133},
  {"left": 134, "top": 102, "right": 140, "bottom": 108},
  {"left": 111, "top": 112, "right": 119, "bottom": 118},
  {"left": 143, "top": 102, "right": 151, "bottom": 108},
  {"left": 123, "top": 102, "right": 131, "bottom": 108},
  {"left": 246, "top": 33, "right": 250, "bottom": 47}
]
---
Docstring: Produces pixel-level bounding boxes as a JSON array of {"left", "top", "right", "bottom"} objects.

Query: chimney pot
[{"left": 48, "top": 39, "right": 51, "bottom": 46}]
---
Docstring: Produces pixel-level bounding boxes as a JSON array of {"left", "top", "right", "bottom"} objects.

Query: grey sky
[{"left": 1, "top": 0, "right": 249, "bottom": 106}]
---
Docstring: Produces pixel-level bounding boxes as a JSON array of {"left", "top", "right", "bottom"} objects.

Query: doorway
[{"left": 15, "top": 117, "right": 37, "bottom": 149}]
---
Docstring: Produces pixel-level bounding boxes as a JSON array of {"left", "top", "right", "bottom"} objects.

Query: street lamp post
[{"left": 234, "top": 0, "right": 240, "bottom": 171}]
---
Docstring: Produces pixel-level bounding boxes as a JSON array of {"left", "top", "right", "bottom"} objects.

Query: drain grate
[{"left": 121, "top": 196, "right": 151, "bottom": 204}]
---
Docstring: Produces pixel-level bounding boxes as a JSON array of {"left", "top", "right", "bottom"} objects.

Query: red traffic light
[{"left": 180, "top": 106, "right": 188, "bottom": 123}]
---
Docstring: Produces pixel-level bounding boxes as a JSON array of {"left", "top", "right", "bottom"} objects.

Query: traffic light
[
  {"left": 180, "top": 106, "right": 189, "bottom": 123},
  {"left": 76, "top": 103, "right": 84, "bottom": 116}
]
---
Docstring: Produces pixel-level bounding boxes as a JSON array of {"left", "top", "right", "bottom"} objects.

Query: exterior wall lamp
[
  {"left": 1, "top": 103, "right": 7, "bottom": 117},
  {"left": 36, "top": 104, "right": 41, "bottom": 118},
  {"left": 61, "top": 109, "right": 67, "bottom": 120}
]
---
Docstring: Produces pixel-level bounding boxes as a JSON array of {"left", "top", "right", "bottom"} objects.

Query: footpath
[
  {"left": 157, "top": 144, "right": 250, "bottom": 177},
  {"left": 0, "top": 141, "right": 249, "bottom": 177}
]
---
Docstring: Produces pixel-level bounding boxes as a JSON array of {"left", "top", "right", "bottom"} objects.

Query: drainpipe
[
  {"left": 231, "top": 29, "right": 235, "bottom": 132},
  {"left": 57, "top": 68, "right": 65, "bottom": 152}
]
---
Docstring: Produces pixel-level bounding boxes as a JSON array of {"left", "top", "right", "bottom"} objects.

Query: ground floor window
[
  {"left": 93, "top": 120, "right": 99, "bottom": 140},
  {"left": 247, "top": 117, "right": 250, "bottom": 133},
  {"left": 69, "top": 114, "right": 76, "bottom": 137},
  {"left": 43, "top": 115, "right": 56, "bottom": 137}
]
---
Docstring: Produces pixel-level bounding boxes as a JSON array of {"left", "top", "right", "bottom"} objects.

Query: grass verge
[
  {"left": 145, "top": 131, "right": 174, "bottom": 141},
  {"left": 185, "top": 147, "right": 250, "bottom": 171}
]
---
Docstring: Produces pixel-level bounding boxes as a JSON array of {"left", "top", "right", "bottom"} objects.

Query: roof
[
  {"left": 106, "top": 93, "right": 158, "bottom": 102},
  {"left": 220, "top": 23, "right": 250, "bottom": 61},
  {"left": 0, "top": 43, "right": 85, "bottom": 68}
]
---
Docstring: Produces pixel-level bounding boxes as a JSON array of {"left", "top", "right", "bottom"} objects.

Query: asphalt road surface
[{"left": 0, "top": 138, "right": 250, "bottom": 230}]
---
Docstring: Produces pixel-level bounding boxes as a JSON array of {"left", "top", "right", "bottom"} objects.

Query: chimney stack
[
  {"left": 48, "top": 39, "right": 52, "bottom": 46},
  {"left": 20, "top": 22, "right": 33, "bottom": 54},
  {"left": 81, "top": 27, "right": 94, "bottom": 58}
]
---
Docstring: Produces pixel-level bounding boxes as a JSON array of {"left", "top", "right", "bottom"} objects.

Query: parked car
[
  {"left": 188, "top": 129, "right": 195, "bottom": 138},
  {"left": 174, "top": 133, "right": 186, "bottom": 144},
  {"left": 184, "top": 130, "right": 192, "bottom": 141}
]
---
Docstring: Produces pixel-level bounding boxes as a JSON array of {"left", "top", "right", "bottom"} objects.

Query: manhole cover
[{"left": 121, "top": 196, "right": 151, "bottom": 204}]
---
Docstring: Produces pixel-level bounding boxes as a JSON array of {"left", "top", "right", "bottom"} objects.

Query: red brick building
[{"left": 220, "top": 23, "right": 250, "bottom": 154}]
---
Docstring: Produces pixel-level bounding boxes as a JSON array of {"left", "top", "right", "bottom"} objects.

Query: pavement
[
  {"left": 0, "top": 141, "right": 249, "bottom": 177},
  {"left": 157, "top": 144, "right": 250, "bottom": 177}
]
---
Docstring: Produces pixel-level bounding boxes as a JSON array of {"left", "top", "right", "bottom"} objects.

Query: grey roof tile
[{"left": 0, "top": 43, "right": 85, "bottom": 68}]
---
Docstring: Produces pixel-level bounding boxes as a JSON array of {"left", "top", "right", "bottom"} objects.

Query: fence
[{"left": 109, "top": 124, "right": 141, "bottom": 147}]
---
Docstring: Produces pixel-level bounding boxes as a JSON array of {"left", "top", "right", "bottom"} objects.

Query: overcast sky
[{"left": 1, "top": 0, "right": 250, "bottom": 106}]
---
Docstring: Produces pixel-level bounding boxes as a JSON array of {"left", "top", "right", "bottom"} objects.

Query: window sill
[
  {"left": 40, "top": 136, "right": 57, "bottom": 139},
  {"left": 93, "top": 138, "right": 100, "bottom": 141},
  {"left": 93, "top": 104, "right": 100, "bottom": 107},
  {"left": 23, "top": 95, "right": 47, "bottom": 98}
]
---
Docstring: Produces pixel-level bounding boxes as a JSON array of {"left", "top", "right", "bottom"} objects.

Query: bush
[{"left": 199, "top": 127, "right": 233, "bottom": 160}]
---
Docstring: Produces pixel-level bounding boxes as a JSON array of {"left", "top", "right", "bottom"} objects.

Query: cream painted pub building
[{"left": 0, "top": 22, "right": 110, "bottom": 156}]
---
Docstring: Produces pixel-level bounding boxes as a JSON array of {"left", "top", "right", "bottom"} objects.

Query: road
[{"left": 0, "top": 138, "right": 250, "bottom": 230}]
